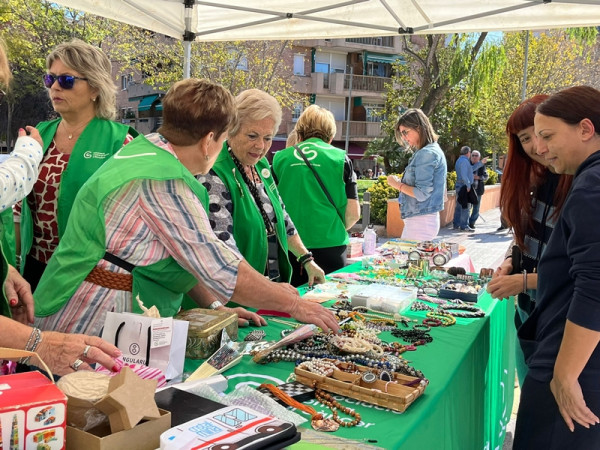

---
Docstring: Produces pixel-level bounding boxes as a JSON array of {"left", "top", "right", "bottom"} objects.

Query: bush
[
  {"left": 366, "top": 175, "right": 399, "bottom": 225},
  {"left": 447, "top": 171, "right": 457, "bottom": 191},
  {"left": 486, "top": 167, "right": 498, "bottom": 185}
]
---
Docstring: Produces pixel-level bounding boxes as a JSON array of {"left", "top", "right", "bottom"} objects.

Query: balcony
[
  {"left": 335, "top": 120, "right": 386, "bottom": 142},
  {"left": 296, "top": 37, "right": 401, "bottom": 52},
  {"left": 284, "top": 120, "right": 385, "bottom": 142},
  {"left": 297, "top": 73, "right": 390, "bottom": 97}
]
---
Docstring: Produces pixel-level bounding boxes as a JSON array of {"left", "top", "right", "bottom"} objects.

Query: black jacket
[{"left": 457, "top": 184, "right": 479, "bottom": 208}]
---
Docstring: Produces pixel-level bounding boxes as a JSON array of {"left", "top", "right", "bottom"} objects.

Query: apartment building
[{"left": 115, "top": 36, "right": 406, "bottom": 171}]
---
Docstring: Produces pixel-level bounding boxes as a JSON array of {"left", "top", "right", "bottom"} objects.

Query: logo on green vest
[
  {"left": 261, "top": 168, "right": 271, "bottom": 179},
  {"left": 293, "top": 146, "right": 317, "bottom": 161},
  {"left": 84, "top": 151, "right": 109, "bottom": 159}
]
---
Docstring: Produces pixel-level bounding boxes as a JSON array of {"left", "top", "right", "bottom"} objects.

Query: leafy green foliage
[
  {"left": 446, "top": 171, "right": 457, "bottom": 191},
  {"left": 366, "top": 176, "right": 399, "bottom": 225},
  {"left": 486, "top": 168, "right": 498, "bottom": 185}
]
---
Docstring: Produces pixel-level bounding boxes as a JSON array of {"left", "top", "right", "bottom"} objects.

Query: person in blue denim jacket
[{"left": 387, "top": 108, "right": 447, "bottom": 241}]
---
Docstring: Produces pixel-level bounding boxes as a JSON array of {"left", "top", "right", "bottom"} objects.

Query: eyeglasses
[{"left": 43, "top": 74, "right": 88, "bottom": 89}]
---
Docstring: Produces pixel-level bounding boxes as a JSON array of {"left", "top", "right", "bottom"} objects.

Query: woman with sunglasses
[
  {"left": 196, "top": 89, "right": 326, "bottom": 291},
  {"left": 14, "top": 39, "right": 137, "bottom": 290},
  {"left": 386, "top": 108, "right": 447, "bottom": 241},
  {"left": 0, "top": 38, "right": 121, "bottom": 376}
]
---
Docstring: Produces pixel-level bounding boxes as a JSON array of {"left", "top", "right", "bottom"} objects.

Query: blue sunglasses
[{"left": 43, "top": 74, "right": 88, "bottom": 89}]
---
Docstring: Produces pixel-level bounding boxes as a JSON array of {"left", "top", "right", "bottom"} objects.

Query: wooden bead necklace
[
  {"left": 259, "top": 383, "right": 341, "bottom": 432},
  {"left": 314, "top": 386, "right": 361, "bottom": 428}
]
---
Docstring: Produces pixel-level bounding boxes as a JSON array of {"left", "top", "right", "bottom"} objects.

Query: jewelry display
[
  {"left": 258, "top": 383, "right": 341, "bottom": 432},
  {"left": 315, "top": 387, "right": 361, "bottom": 428},
  {"left": 244, "top": 330, "right": 266, "bottom": 341},
  {"left": 422, "top": 318, "right": 443, "bottom": 327},
  {"left": 362, "top": 371, "right": 377, "bottom": 384},
  {"left": 439, "top": 304, "right": 485, "bottom": 318}
]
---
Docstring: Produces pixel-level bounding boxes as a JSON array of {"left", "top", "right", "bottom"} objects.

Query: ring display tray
[{"left": 294, "top": 360, "right": 427, "bottom": 413}]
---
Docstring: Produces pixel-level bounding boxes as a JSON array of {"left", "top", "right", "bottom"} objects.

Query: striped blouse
[{"left": 35, "top": 137, "right": 242, "bottom": 336}]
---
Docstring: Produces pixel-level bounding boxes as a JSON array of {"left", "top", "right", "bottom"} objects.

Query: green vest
[
  {"left": 0, "top": 244, "right": 11, "bottom": 319},
  {"left": 34, "top": 135, "right": 205, "bottom": 318},
  {"left": 20, "top": 118, "right": 138, "bottom": 272},
  {"left": 272, "top": 138, "right": 349, "bottom": 249},
  {"left": 211, "top": 144, "right": 292, "bottom": 282},
  {"left": 0, "top": 209, "right": 16, "bottom": 266}
]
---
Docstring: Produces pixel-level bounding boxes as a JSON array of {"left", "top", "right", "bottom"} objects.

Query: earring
[
  {"left": 92, "top": 98, "right": 96, "bottom": 102},
  {"left": 205, "top": 154, "right": 209, "bottom": 161}
]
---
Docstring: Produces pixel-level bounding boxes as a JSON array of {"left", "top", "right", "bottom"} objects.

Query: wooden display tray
[{"left": 294, "top": 361, "right": 427, "bottom": 413}]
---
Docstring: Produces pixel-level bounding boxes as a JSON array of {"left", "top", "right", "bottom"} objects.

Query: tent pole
[{"left": 184, "top": 41, "right": 192, "bottom": 79}]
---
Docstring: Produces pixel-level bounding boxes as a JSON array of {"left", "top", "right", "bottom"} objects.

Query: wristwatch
[{"left": 208, "top": 300, "right": 224, "bottom": 310}]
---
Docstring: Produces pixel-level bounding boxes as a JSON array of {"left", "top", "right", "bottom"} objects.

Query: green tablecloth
[{"left": 184, "top": 267, "right": 516, "bottom": 450}]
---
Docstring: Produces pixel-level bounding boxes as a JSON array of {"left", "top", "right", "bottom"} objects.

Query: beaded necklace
[{"left": 228, "top": 146, "right": 275, "bottom": 235}]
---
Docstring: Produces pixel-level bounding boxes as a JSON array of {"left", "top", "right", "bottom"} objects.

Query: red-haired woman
[{"left": 486, "top": 95, "right": 572, "bottom": 386}]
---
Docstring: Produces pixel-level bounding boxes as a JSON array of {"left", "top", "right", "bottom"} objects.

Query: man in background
[
  {"left": 452, "top": 146, "right": 476, "bottom": 232},
  {"left": 468, "top": 150, "right": 489, "bottom": 229}
]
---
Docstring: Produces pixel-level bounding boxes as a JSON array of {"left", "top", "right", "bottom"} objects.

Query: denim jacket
[{"left": 399, "top": 142, "right": 447, "bottom": 219}]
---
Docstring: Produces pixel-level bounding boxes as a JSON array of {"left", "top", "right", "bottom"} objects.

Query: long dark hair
[{"left": 500, "top": 95, "right": 572, "bottom": 248}]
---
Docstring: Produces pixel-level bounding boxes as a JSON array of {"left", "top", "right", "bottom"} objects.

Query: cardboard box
[
  {"left": 66, "top": 409, "right": 170, "bottom": 450},
  {"left": 0, "top": 371, "right": 67, "bottom": 449}
]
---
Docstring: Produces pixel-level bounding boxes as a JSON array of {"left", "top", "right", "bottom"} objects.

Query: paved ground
[{"left": 437, "top": 207, "right": 513, "bottom": 272}]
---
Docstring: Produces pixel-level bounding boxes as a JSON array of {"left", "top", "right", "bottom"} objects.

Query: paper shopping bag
[{"left": 102, "top": 312, "right": 189, "bottom": 383}]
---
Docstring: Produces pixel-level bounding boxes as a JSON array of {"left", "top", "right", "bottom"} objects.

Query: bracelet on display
[{"left": 297, "top": 252, "right": 314, "bottom": 266}]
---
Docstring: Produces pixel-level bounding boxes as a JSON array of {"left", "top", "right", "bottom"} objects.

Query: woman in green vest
[
  {"left": 33, "top": 79, "right": 340, "bottom": 337},
  {"left": 0, "top": 38, "right": 121, "bottom": 377},
  {"left": 197, "top": 89, "right": 326, "bottom": 287},
  {"left": 15, "top": 39, "right": 138, "bottom": 291},
  {"left": 272, "top": 105, "right": 361, "bottom": 286}
]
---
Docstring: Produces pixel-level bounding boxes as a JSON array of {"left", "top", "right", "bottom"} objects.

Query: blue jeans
[
  {"left": 453, "top": 201, "right": 470, "bottom": 229},
  {"left": 469, "top": 197, "right": 481, "bottom": 227}
]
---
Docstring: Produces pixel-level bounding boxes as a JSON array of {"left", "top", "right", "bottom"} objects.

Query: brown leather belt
[{"left": 85, "top": 266, "right": 133, "bottom": 291}]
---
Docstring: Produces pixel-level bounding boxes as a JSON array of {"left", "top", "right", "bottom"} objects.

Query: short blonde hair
[
  {"left": 286, "top": 129, "right": 298, "bottom": 147},
  {"left": 228, "top": 89, "right": 281, "bottom": 137},
  {"left": 47, "top": 39, "right": 117, "bottom": 120},
  {"left": 158, "top": 78, "right": 236, "bottom": 146},
  {"left": 295, "top": 105, "right": 336, "bottom": 142},
  {"left": 0, "top": 39, "right": 11, "bottom": 88}
]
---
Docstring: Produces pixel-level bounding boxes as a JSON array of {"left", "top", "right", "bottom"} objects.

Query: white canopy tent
[{"left": 53, "top": 0, "right": 600, "bottom": 77}]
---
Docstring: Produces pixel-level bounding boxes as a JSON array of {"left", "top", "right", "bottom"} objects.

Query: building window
[
  {"left": 121, "top": 76, "right": 127, "bottom": 90},
  {"left": 364, "top": 103, "right": 384, "bottom": 123},
  {"left": 292, "top": 103, "right": 303, "bottom": 122},
  {"left": 293, "top": 54, "right": 305, "bottom": 75}
]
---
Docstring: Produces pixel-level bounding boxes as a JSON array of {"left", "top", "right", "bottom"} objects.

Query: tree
[
  {"left": 376, "top": 33, "right": 502, "bottom": 166},
  {"left": 1, "top": 1, "right": 301, "bottom": 149},
  {"left": 472, "top": 29, "right": 597, "bottom": 156}
]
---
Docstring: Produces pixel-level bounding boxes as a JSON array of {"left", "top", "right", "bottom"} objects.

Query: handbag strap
[{"left": 294, "top": 145, "right": 345, "bottom": 224}]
